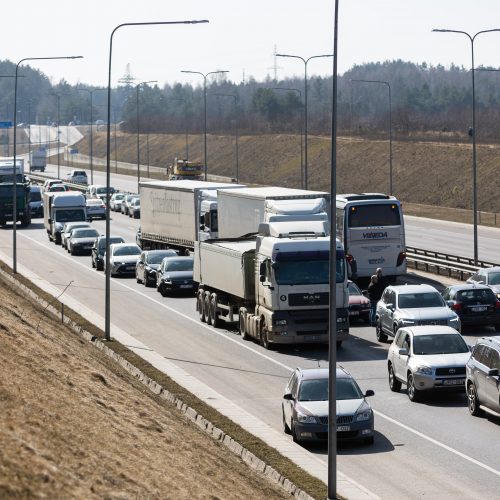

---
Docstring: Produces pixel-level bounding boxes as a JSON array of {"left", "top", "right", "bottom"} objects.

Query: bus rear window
[{"left": 348, "top": 203, "right": 401, "bottom": 227}]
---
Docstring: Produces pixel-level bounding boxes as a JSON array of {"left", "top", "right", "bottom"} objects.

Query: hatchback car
[
  {"left": 156, "top": 256, "right": 195, "bottom": 296},
  {"left": 29, "top": 185, "right": 43, "bottom": 217},
  {"left": 128, "top": 197, "right": 140, "bottom": 218},
  {"left": 104, "top": 243, "right": 142, "bottom": 277},
  {"left": 466, "top": 336, "right": 500, "bottom": 417},
  {"left": 467, "top": 267, "right": 500, "bottom": 299},
  {"left": 348, "top": 281, "right": 370, "bottom": 323},
  {"left": 282, "top": 367, "right": 375, "bottom": 445},
  {"left": 136, "top": 249, "right": 178, "bottom": 287},
  {"left": 442, "top": 284, "right": 500, "bottom": 331},
  {"left": 387, "top": 325, "right": 471, "bottom": 402},
  {"left": 61, "top": 222, "right": 92, "bottom": 249},
  {"left": 43, "top": 179, "right": 63, "bottom": 191},
  {"left": 110, "top": 193, "right": 125, "bottom": 212},
  {"left": 91, "top": 235, "right": 125, "bottom": 270},
  {"left": 375, "top": 284, "right": 461, "bottom": 342},
  {"left": 86, "top": 198, "right": 107, "bottom": 220},
  {"left": 47, "top": 183, "right": 69, "bottom": 193},
  {"left": 67, "top": 227, "right": 101, "bottom": 255}
]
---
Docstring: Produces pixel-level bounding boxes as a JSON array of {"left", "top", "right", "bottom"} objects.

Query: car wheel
[
  {"left": 160, "top": 283, "right": 168, "bottom": 297},
  {"left": 136, "top": 271, "right": 141, "bottom": 284},
  {"left": 388, "top": 363, "right": 402, "bottom": 392},
  {"left": 363, "top": 436, "right": 374, "bottom": 445},
  {"left": 91, "top": 258, "right": 95, "bottom": 268},
  {"left": 291, "top": 420, "right": 300, "bottom": 444},
  {"left": 197, "top": 290, "right": 206, "bottom": 323},
  {"left": 70, "top": 247, "right": 74, "bottom": 256},
  {"left": 467, "top": 382, "right": 482, "bottom": 417},
  {"left": 376, "top": 319, "right": 388, "bottom": 343},
  {"left": 282, "top": 406, "right": 291, "bottom": 435},
  {"left": 407, "top": 373, "right": 421, "bottom": 402}
]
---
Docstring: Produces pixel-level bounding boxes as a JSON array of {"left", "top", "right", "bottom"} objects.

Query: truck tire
[
  {"left": 197, "top": 290, "right": 206, "bottom": 323},
  {"left": 203, "top": 292, "right": 211, "bottom": 325},
  {"left": 209, "top": 293, "right": 221, "bottom": 328},
  {"left": 239, "top": 308, "right": 249, "bottom": 340},
  {"left": 260, "top": 318, "right": 274, "bottom": 350}
]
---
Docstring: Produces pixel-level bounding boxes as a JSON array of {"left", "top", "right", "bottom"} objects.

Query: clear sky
[{"left": 6, "top": 1, "right": 500, "bottom": 88}]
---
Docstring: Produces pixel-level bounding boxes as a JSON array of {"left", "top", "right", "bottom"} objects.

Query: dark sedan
[
  {"left": 442, "top": 284, "right": 500, "bottom": 331},
  {"left": 136, "top": 249, "right": 178, "bottom": 287},
  {"left": 156, "top": 256, "right": 195, "bottom": 296}
]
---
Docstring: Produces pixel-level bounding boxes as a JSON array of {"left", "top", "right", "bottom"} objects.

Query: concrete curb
[{"left": 0, "top": 266, "right": 316, "bottom": 500}]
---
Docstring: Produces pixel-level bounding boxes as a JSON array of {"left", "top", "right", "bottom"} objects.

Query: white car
[
  {"left": 86, "top": 198, "right": 106, "bottom": 220},
  {"left": 104, "top": 243, "right": 142, "bottom": 277},
  {"left": 110, "top": 193, "right": 125, "bottom": 212},
  {"left": 387, "top": 325, "right": 471, "bottom": 402}
]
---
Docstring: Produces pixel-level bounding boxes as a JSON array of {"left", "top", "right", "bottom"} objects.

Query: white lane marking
[
  {"left": 16, "top": 231, "right": 500, "bottom": 480},
  {"left": 374, "top": 409, "right": 500, "bottom": 478}
]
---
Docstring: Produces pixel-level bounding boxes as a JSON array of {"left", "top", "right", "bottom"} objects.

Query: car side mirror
[
  {"left": 487, "top": 368, "right": 499, "bottom": 377},
  {"left": 283, "top": 393, "right": 294, "bottom": 400},
  {"left": 364, "top": 389, "right": 375, "bottom": 397},
  {"left": 478, "top": 280, "right": 485, "bottom": 285},
  {"left": 387, "top": 303, "right": 395, "bottom": 311},
  {"left": 446, "top": 300, "right": 454, "bottom": 308},
  {"left": 398, "top": 348, "right": 409, "bottom": 356}
]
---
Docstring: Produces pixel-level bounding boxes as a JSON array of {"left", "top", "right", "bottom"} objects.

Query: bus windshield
[
  {"left": 274, "top": 250, "right": 345, "bottom": 285},
  {"left": 348, "top": 203, "right": 401, "bottom": 227}
]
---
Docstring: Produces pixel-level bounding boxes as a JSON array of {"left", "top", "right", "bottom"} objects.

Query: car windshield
[
  {"left": 457, "top": 288, "right": 495, "bottom": 303},
  {"left": 114, "top": 194, "right": 124, "bottom": 200},
  {"left": 348, "top": 282, "right": 362, "bottom": 295},
  {"left": 55, "top": 209, "right": 86, "bottom": 223},
  {"left": 164, "top": 259, "right": 193, "bottom": 272},
  {"left": 98, "top": 237, "right": 124, "bottom": 250},
  {"left": 113, "top": 245, "right": 141, "bottom": 256},
  {"left": 73, "top": 229, "right": 99, "bottom": 238},
  {"left": 398, "top": 292, "right": 445, "bottom": 308},
  {"left": 30, "top": 191, "right": 42, "bottom": 202},
  {"left": 298, "top": 377, "right": 363, "bottom": 402},
  {"left": 147, "top": 251, "right": 176, "bottom": 264},
  {"left": 413, "top": 334, "right": 469, "bottom": 355},
  {"left": 487, "top": 272, "right": 500, "bottom": 285}
]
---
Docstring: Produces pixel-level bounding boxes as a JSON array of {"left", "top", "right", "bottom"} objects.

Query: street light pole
[
  {"left": 104, "top": 19, "right": 209, "bottom": 341},
  {"left": 351, "top": 78, "right": 393, "bottom": 195},
  {"left": 12, "top": 55, "right": 82, "bottom": 274},
  {"left": 181, "top": 69, "right": 229, "bottom": 180},
  {"left": 77, "top": 87, "right": 106, "bottom": 185},
  {"left": 276, "top": 52, "right": 334, "bottom": 189},
  {"left": 272, "top": 87, "right": 303, "bottom": 188},
  {"left": 432, "top": 27, "right": 500, "bottom": 266},
  {"left": 136, "top": 80, "right": 157, "bottom": 192},
  {"left": 211, "top": 93, "right": 239, "bottom": 182}
]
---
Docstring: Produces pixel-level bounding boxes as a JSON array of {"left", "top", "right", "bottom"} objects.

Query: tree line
[{"left": 2, "top": 59, "right": 500, "bottom": 142}]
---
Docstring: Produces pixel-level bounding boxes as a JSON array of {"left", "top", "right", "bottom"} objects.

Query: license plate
[
  {"left": 126, "top": 266, "right": 135, "bottom": 270},
  {"left": 180, "top": 284, "right": 192, "bottom": 289},
  {"left": 337, "top": 425, "right": 351, "bottom": 432},
  {"left": 349, "top": 311, "right": 359, "bottom": 316},
  {"left": 443, "top": 379, "right": 465, "bottom": 385},
  {"left": 471, "top": 306, "right": 487, "bottom": 312}
]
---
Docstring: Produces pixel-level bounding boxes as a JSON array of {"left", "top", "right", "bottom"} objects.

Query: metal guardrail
[
  {"left": 406, "top": 246, "right": 498, "bottom": 281},
  {"left": 27, "top": 172, "right": 90, "bottom": 193}
]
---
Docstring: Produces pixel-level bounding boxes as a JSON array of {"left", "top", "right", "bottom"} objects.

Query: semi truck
[
  {"left": 138, "top": 180, "right": 245, "bottom": 253},
  {"left": 216, "top": 187, "right": 330, "bottom": 239},
  {"left": 29, "top": 148, "right": 47, "bottom": 172},
  {"left": 167, "top": 158, "right": 204, "bottom": 180},
  {"left": 43, "top": 191, "right": 87, "bottom": 244},
  {"left": 194, "top": 223, "right": 350, "bottom": 349},
  {"left": 0, "top": 158, "right": 31, "bottom": 227}
]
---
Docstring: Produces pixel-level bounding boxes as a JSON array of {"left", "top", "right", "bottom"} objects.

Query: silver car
[
  {"left": 387, "top": 325, "right": 471, "bottom": 402},
  {"left": 375, "top": 284, "right": 461, "bottom": 342},
  {"left": 104, "top": 243, "right": 142, "bottom": 277},
  {"left": 61, "top": 222, "right": 92, "bottom": 249},
  {"left": 67, "top": 227, "right": 101, "bottom": 255}
]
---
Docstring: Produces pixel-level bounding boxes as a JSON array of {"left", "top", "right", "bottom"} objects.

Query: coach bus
[{"left": 336, "top": 193, "right": 406, "bottom": 279}]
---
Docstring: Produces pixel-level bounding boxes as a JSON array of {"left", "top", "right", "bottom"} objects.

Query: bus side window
[{"left": 335, "top": 208, "right": 344, "bottom": 240}]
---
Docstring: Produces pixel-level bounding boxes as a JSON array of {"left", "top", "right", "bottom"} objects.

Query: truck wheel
[
  {"left": 239, "top": 308, "right": 249, "bottom": 340},
  {"left": 260, "top": 319, "right": 274, "bottom": 350},
  {"left": 209, "top": 293, "right": 221, "bottom": 328},
  {"left": 197, "top": 290, "right": 206, "bottom": 323},
  {"left": 203, "top": 292, "right": 211, "bottom": 324}
]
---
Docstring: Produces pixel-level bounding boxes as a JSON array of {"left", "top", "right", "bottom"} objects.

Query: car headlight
[
  {"left": 296, "top": 411, "right": 317, "bottom": 424},
  {"left": 415, "top": 365, "right": 432, "bottom": 375},
  {"left": 400, "top": 318, "right": 416, "bottom": 325},
  {"left": 337, "top": 315, "right": 348, "bottom": 324},
  {"left": 355, "top": 402, "right": 373, "bottom": 422}
]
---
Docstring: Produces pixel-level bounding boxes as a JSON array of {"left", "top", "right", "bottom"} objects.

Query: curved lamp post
[
  {"left": 180, "top": 69, "right": 229, "bottom": 180},
  {"left": 350, "top": 78, "right": 393, "bottom": 195},
  {"left": 12, "top": 55, "right": 82, "bottom": 275},
  {"left": 136, "top": 80, "right": 157, "bottom": 192},
  {"left": 276, "top": 52, "right": 334, "bottom": 189},
  {"left": 77, "top": 87, "right": 106, "bottom": 185},
  {"left": 210, "top": 93, "right": 239, "bottom": 182},
  {"left": 432, "top": 28, "right": 500, "bottom": 266},
  {"left": 104, "top": 19, "right": 209, "bottom": 340},
  {"left": 272, "top": 87, "right": 303, "bottom": 188}
]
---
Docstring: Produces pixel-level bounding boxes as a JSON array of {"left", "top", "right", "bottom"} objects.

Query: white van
[{"left": 66, "top": 170, "right": 88, "bottom": 185}]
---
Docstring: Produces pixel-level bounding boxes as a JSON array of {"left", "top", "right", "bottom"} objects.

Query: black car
[
  {"left": 156, "top": 256, "right": 195, "bottom": 296},
  {"left": 91, "top": 235, "right": 125, "bottom": 270},
  {"left": 29, "top": 185, "right": 43, "bottom": 217},
  {"left": 466, "top": 336, "right": 500, "bottom": 418},
  {"left": 442, "top": 284, "right": 500, "bottom": 331},
  {"left": 135, "top": 249, "right": 178, "bottom": 287}
]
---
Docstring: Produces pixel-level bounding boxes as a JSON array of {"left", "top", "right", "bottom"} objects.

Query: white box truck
[
  {"left": 138, "top": 179, "right": 244, "bottom": 253},
  {"left": 29, "top": 148, "right": 47, "bottom": 172},
  {"left": 217, "top": 186, "right": 330, "bottom": 239},
  {"left": 43, "top": 191, "right": 87, "bottom": 244},
  {"left": 194, "top": 225, "right": 350, "bottom": 349}
]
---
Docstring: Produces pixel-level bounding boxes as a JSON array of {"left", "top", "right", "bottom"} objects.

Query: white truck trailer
[
  {"left": 138, "top": 180, "right": 244, "bottom": 253},
  {"left": 217, "top": 186, "right": 330, "bottom": 239},
  {"left": 29, "top": 148, "right": 47, "bottom": 172},
  {"left": 43, "top": 191, "right": 87, "bottom": 244},
  {"left": 194, "top": 224, "right": 350, "bottom": 349}
]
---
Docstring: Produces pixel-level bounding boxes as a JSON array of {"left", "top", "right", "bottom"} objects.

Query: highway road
[{"left": 4, "top": 162, "right": 499, "bottom": 498}]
